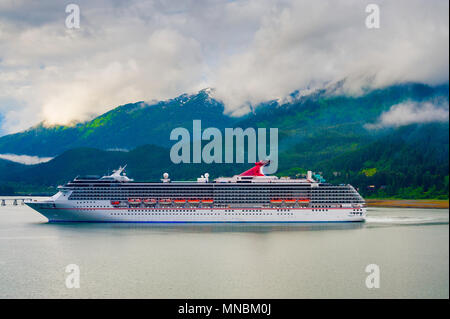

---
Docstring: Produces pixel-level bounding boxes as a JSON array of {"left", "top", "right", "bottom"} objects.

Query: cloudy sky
[{"left": 0, "top": 0, "right": 448, "bottom": 134}]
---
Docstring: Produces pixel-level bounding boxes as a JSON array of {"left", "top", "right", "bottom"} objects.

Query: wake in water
[{"left": 366, "top": 211, "right": 449, "bottom": 227}]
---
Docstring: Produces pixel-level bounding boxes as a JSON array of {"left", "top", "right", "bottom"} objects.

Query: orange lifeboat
[
  {"left": 270, "top": 199, "right": 283, "bottom": 205},
  {"left": 297, "top": 198, "right": 310, "bottom": 206},
  {"left": 284, "top": 199, "right": 296, "bottom": 206},
  {"left": 202, "top": 199, "right": 214, "bottom": 204},
  {"left": 143, "top": 199, "right": 157, "bottom": 206},
  {"left": 187, "top": 199, "right": 200, "bottom": 206},
  {"left": 111, "top": 200, "right": 121, "bottom": 206},
  {"left": 173, "top": 199, "right": 186, "bottom": 206},
  {"left": 159, "top": 199, "right": 172, "bottom": 205},
  {"left": 128, "top": 199, "right": 141, "bottom": 206}
]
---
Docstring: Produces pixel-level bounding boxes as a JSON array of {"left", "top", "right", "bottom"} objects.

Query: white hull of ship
[{"left": 27, "top": 201, "right": 366, "bottom": 223}]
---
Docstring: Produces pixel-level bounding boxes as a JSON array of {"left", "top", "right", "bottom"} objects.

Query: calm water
[{"left": 0, "top": 197, "right": 448, "bottom": 298}]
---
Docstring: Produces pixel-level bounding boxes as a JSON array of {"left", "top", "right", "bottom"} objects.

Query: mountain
[
  {"left": 290, "top": 123, "right": 449, "bottom": 199},
  {"left": 0, "top": 145, "right": 170, "bottom": 185},
  {"left": 0, "top": 89, "right": 237, "bottom": 157},
  {"left": 0, "top": 83, "right": 447, "bottom": 158},
  {"left": 0, "top": 145, "right": 250, "bottom": 191},
  {"left": 0, "top": 82, "right": 448, "bottom": 198},
  {"left": 0, "top": 158, "right": 25, "bottom": 195},
  {"left": 236, "top": 82, "right": 449, "bottom": 165},
  {"left": 0, "top": 114, "right": 3, "bottom": 136},
  {"left": 1, "top": 122, "right": 447, "bottom": 199}
]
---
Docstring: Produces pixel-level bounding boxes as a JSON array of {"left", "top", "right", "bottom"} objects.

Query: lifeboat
[
  {"left": 202, "top": 199, "right": 214, "bottom": 204},
  {"left": 187, "top": 199, "right": 200, "bottom": 206},
  {"left": 110, "top": 200, "right": 121, "bottom": 206},
  {"left": 297, "top": 198, "right": 310, "bottom": 206},
  {"left": 143, "top": 199, "right": 157, "bottom": 206},
  {"left": 159, "top": 199, "right": 172, "bottom": 205},
  {"left": 270, "top": 199, "right": 283, "bottom": 205},
  {"left": 284, "top": 199, "right": 296, "bottom": 206},
  {"left": 128, "top": 199, "right": 141, "bottom": 206},
  {"left": 173, "top": 199, "right": 186, "bottom": 206}
]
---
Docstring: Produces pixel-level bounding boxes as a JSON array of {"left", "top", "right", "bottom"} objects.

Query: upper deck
[
  {"left": 61, "top": 162, "right": 365, "bottom": 205},
  {"left": 65, "top": 160, "right": 321, "bottom": 187}
]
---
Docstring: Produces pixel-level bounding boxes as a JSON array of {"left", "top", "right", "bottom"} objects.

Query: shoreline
[{"left": 366, "top": 199, "right": 449, "bottom": 209}]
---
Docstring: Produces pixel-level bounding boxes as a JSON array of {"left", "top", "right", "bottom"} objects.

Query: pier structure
[{"left": 0, "top": 198, "right": 33, "bottom": 206}]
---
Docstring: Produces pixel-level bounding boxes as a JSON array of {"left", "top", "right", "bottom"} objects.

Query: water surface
[{"left": 0, "top": 198, "right": 448, "bottom": 298}]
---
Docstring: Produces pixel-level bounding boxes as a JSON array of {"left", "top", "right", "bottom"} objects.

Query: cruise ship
[{"left": 26, "top": 161, "right": 366, "bottom": 223}]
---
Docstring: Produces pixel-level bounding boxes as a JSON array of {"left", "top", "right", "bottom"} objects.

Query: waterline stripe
[{"left": 48, "top": 220, "right": 365, "bottom": 224}]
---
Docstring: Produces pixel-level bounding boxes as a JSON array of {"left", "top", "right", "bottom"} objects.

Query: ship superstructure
[{"left": 26, "top": 161, "right": 366, "bottom": 223}]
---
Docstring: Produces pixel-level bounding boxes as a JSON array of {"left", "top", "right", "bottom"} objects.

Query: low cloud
[
  {"left": 0, "top": 0, "right": 448, "bottom": 131},
  {"left": 365, "top": 101, "right": 449, "bottom": 129},
  {"left": 0, "top": 153, "right": 54, "bottom": 165},
  {"left": 211, "top": 0, "right": 449, "bottom": 115}
]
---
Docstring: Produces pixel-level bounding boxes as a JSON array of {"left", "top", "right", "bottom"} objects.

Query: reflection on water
[
  {"left": 39, "top": 221, "right": 365, "bottom": 233},
  {"left": 0, "top": 200, "right": 448, "bottom": 299}
]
